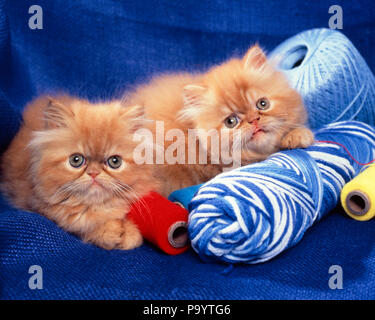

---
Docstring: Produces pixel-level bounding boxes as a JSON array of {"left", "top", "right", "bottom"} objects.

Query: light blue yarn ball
[
  {"left": 188, "top": 121, "right": 375, "bottom": 264},
  {"left": 270, "top": 28, "right": 375, "bottom": 129}
]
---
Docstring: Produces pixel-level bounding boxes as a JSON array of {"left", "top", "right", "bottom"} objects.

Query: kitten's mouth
[
  {"left": 251, "top": 127, "right": 265, "bottom": 139},
  {"left": 90, "top": 180, "right": 103, "bottom": 188}
]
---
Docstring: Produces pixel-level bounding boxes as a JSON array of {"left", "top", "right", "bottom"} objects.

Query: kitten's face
[
  {"left": 180, "top": 45, "right": 306, "bottom": 162},
  {"left": 30, "top": 97, "right": 153, "bottom": 206}
]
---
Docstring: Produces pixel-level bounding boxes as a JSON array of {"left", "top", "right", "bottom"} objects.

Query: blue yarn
[
  {"left": 270, "top": 28, "right": 375, "bottom": 129},
  {"left": 188, "top": 121, "right": 375, "bottom": 264}
]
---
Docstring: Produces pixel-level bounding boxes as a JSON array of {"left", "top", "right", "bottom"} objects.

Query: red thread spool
[{"left": 127, "top": 192, "right": 190, "bottom": 255}]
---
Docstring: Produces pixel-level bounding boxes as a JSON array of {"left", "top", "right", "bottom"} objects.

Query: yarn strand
[{"left": 315, "top": 140, "right": 375, "bottom": 166}]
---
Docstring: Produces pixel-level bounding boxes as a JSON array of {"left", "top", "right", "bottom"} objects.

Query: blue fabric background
[{"left": 1, "top": 0, "right": 375, "bottom": 299}]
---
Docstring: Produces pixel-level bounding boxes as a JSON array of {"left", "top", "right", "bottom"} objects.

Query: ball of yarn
[
  {"left": 188, "top": 121, "right": 375, "bottom": 264},
  {"left": 270, "top": 28, "right": 375, "bottom": 130}
]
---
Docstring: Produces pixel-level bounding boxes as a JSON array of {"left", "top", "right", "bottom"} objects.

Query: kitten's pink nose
[{"left": 88, "top": 172, "right": 99, "bottom": 179}]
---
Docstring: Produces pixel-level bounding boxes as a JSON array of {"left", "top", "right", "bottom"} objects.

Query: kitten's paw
[
  {"left": 118, "top": 219, "right": 143, "bottom": 250},
  {"left": 281, "top": 127, "right": 315, "bottom": 149},
  {"left": 93, "top": 219, "right": 125, "bottom": 250},
  {"left": 87, "top": 219, "right": 143, "bottom": 250}
]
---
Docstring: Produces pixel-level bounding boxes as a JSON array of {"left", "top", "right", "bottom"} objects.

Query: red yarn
[
  {"left": 127, "top": 192, "right": 190, "bottom": 255},
  {"left": 316, "top": 140, "right": 375, "bottom": 166}
]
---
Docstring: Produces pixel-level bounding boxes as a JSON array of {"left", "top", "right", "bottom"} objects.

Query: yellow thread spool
[{"left": 341, "top": 165, "right": 375, "bottom": 221}]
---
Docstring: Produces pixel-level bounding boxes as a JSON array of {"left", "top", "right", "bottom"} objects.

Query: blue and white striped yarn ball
[
  {"left": 270, "top": 28, "right": 375, "bottom": 130},
  {"left": 188, "top": 121, "right": 375, "bottom": 264}
]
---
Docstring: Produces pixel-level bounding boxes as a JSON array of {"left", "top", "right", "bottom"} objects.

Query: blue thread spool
[
  {"left": 270, "top": 28, "right": 375, "bottom": 129},
  {"left": 168, "top": 184, "right": 203, "bottom": 209}
]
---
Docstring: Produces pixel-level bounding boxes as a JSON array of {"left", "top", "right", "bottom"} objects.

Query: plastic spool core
[
  {"left": 174, "top": 201, "right": 185, "bottom": 209},
  {"left": 168, "top": 221, "right": 188, "bottom": 248},
  {"left": 280, "top": 45, "right": 308, "bottom": 70},
  {"left": 346, "top": 190, "right": 371, "bottom": 216}
]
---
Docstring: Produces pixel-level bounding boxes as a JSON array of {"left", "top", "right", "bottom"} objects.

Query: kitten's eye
[
  {"left": 256, "top": 97, "right": 270, "bottom": 110},
  {"left": 107, "top": 155, "right": 122, "bottom": 169},
  {"left": 224, "top": 114, "right": 239, "bottom": 128},
  {"left": 69, "top": 154, "right": 85, "bottom": 168}
]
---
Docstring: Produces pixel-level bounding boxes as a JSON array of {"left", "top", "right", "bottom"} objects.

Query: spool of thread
[
  {"left": 269, "top": 28, "right": 375, "bottom": 130},
  {"left": 188, "top": 121, "right": 375, "bottom": 264},
  {"left": 341, "top": 166, "right": 375, "bottom": 221},
  {"left": 168, "top": 184, "right": 203, "bottom": 209},
  {"left": 127, "top": 191, "right": 190, "bottom": 255}
]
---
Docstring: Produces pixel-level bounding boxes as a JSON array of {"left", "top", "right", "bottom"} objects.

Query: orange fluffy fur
[
  {"left": 0, "top": 95, "right": 157, "bottom": 250},
  {"left": 127, "top": 45, "right": 314, "bottom": 196}
]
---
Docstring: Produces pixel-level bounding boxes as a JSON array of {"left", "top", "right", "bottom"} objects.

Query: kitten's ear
[
  {"left": 44, "top": 97, "right": 74, "bottom": 128},
  {"left": 121, "top": 104, "right": 145, "bottom": 133},
  {"left": 243, "top": 45, "right": 267, "bottom": 70},
  {"left": 179, "top": 84, "right": 207, "bottom": 121}
]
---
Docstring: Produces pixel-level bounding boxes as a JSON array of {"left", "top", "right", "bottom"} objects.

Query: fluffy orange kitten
[
  {"left": 127, "top": 45, "right": 314, "bottom": 196},
  {"left": 0, "top": 95, "right": 157, "bottom": 250}
]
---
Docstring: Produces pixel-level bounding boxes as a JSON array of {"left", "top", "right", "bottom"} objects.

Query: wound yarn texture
[{"left": 270, "top": 28, "right": 375, "bottom": 129}]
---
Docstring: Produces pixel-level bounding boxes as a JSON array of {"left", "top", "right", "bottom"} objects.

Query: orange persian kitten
[
  {"left": 0, "top": 95, "right": 156, "bottom": 250},
  {"left": 127, "top": 45, "right": 314, "bottom": 196}
]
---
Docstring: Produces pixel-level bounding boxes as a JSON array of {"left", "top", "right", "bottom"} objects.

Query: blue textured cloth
[{"left": 1, "top": 0, "right": 375, "bottom": 299}]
